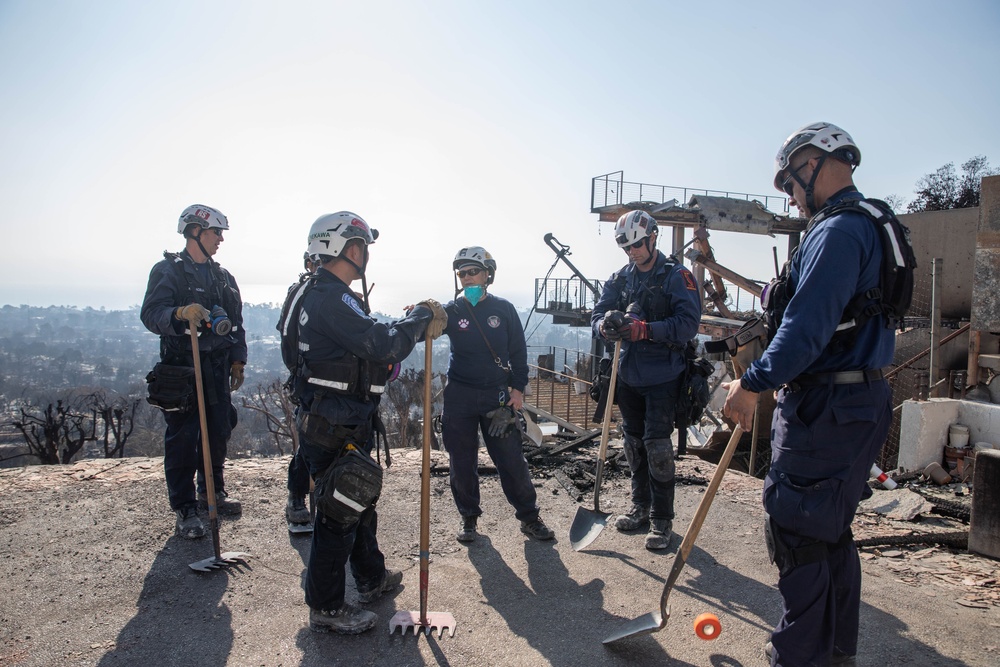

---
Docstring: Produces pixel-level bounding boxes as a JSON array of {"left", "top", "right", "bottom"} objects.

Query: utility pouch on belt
[
  {"left": 145, "top": 363, "right": 195, "bottom": 412},
  {"left": 764, "top": 514, "right": 853, "bottom": 576},
  {"left": 314, "top": 448, "right": 384, "bottom": 524},
  {"left": 300, "top": 413, "right": 361, "bottom": 452}
]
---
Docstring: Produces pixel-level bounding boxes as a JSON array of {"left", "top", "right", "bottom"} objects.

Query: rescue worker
[
  {"left": 441, "top": 246, "right": 554, "bottom": 543},
  {"left": 293, "top": 211, "right": 446, "bottom": 635},
  {"left": 592, "top": 211, "right": 701, "bottom": 550},
  {"left": 723, "top": 122, "right": 895, "bottom": 666},
  {"left": 140, "top": 204, "right": 247, "bottom": 539},
  {"left": 285, "top": 252, "right": 316, "bottom": 533}
]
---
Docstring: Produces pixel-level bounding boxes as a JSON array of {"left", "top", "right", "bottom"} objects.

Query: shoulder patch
[
  {"left": 681, "top": 269, "right": 697, "bottom": 291},
  {"left": 342, "top": 293, "right": 366, "bottom": 317}
]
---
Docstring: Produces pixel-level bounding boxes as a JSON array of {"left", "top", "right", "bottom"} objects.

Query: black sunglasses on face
[
  {"left": 457, "top": 267, "right": 483, "bottom": 278},
  {"left": 620, "top": 238, "right": 644, "bottom": 251},
  {"left": 780, "top": 160, "right": 812, "bottom": 196}
]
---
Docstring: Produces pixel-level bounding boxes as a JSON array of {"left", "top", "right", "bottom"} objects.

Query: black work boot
[
  {"left": 358, "top": 569, "right": 403, "bottom": 604},
  {"left": 309, "top": 604, "right": 377, "bottom": 634},
  {"left": 285, "top": 493, "right": 311, "bottom": 524},
  {"left": 175, "top": 505, "right": 205, "bottom": 539},
  {"left": 456, "top": 516, "right": 477, "bottom": 543},
  {"left": 614, "top": 504, "right": 650, "bottom": 531},
  {"left": 198, "top": 490, "right": 242, "bottom": 516},
  {"left": 644, "top": 518, "right": 673, "bottom": 550},
  {"left": 520, "top": 517, "right": 555, "bottom": 540}
]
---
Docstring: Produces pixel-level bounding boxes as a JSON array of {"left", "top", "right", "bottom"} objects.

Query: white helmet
[
  {"left": 307, "top": 211, "right": 378, "bottom": 261},
  {"left": 614, "top": 210, "right": 657, "bottom": 248},
  {"left": 773, "top": 122, "right": 861, "bottom": 191},
  {"left": 177, "top": 204, "right": 229, "bottom": 235},
  {"left": 453, "top": 246, "right": 496, "bottom": 285}
]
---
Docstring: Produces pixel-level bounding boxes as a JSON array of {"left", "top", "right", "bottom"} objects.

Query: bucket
[{"left": 949, "top": 424, "right": 970, "bottom": 448}]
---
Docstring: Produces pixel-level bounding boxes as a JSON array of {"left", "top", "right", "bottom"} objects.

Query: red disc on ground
[{"left": 694, "top": 612, "right": 721, "bottom": 640}]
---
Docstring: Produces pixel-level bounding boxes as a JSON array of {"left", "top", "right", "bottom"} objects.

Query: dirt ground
[{"left": 1, "top": 445, "right": 998, "bottom": 667}]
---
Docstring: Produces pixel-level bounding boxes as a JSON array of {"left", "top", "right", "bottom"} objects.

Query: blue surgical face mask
[{"left": 464, "top": 285, "right": 485, "bottom": 306}]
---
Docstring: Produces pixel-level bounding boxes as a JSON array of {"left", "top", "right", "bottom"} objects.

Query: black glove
[
  {"left": 485, "top": 405, "right": 517, "bottom": 438},
  {"left": 599, "top": 310, "right": 628, "bottom": 341}
]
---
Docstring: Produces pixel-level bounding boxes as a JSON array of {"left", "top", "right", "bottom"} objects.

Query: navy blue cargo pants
[{"left": 763, "top": 379, "right": 892, "bottom": 666}]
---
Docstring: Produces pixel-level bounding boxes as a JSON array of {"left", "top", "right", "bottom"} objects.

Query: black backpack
[
  {"left": 674, "top": 343, "right": 715, "bottom": 428},
  {"left": 763, "top": 197, "right": 916, "bottom": 347},
  {"left": 276, "top": 273, "right": 316, "bottom": 378}
]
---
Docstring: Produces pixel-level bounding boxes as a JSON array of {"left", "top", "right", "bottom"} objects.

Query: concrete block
[{"left": 969, "top": 448, "right": 1000, "bottom": 560}]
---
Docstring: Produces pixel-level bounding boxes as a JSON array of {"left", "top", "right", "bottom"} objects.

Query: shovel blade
[
  {"left": 603, "top": 609, "right": 666, "bottom": 645},
  {"left": 388, "top": 610, "right": 457, "bottom": 638},
  {"left": 188, "top": 551, "right": 249, "bottom": 572},
  {"left": 569, "top": 507, "right": 610, "bottom": 551}
]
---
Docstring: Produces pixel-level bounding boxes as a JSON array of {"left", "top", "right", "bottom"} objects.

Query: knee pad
[
  {"left": 622, "top": 434, "right": 643, "bottom": 469},
  {"left": 646, "top": 438, "right": 676, "bottom": 483}
]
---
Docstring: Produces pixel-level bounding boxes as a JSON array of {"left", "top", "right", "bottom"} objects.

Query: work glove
[
  {"left": 416, "top": 299, "right": 448, "bottom": 339},
  {"left": 623, "top": 317, "right": 651, "bottom": 342},
  {"left": 485, "top": 405, "right": 518, "bottom": 438},
  {"left": 599, "top": 310, "right": 628, "bottom": 341},
  {"left": 230, "top": 362, "right": 245, "bottom": 392},
  {"left": 176, "top": 303, "right": 210, "bottom": 324}
]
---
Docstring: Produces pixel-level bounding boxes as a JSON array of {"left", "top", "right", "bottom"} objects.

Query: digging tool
[
  {"left": 570, "top": 339, "right": 622, "bottom": 551},
  {"left": 186, "top": 326, "right": 248, "bottom": 572},
  {"left": 603, "top": 423, "right": 745, "bottom": 643},
  {"left": 389, "top": 340, "right": 456, "bottom": 637}
]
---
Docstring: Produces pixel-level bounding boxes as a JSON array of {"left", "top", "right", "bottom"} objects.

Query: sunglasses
[
  {"left": 617, "top": 237, "right": 645, "bottom": 251},
  {"left": 780, "top": 160, "right": 812, "bottom": 196},
  {"left": 203, "top": 227, "right": 224, "bottom": 236},
  {"left": 456, "top": 267, "right": 483, "bottom": 278}
]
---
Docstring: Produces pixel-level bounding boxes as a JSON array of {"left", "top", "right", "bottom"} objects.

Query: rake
[{"left": 389, "top": 339, "right": 456, "bottom": 637}]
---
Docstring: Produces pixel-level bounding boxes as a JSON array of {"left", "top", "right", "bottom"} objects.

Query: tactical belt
[{"left": 786, "top": 368, "right": 885, "bottom": 392}]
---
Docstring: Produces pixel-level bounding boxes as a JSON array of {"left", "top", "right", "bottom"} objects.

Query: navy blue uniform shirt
[
  {"left": 591, "top": 251, "right": 702, "bottom": 387},
  {"left": 295, "top": 269, "right": 430, "bottom": 424},
  {"left": 444, "top": 294, "right": 528, "bottom": 392},
  {"left": 140, "top": 249, "right": 247, "bottom": 364}
]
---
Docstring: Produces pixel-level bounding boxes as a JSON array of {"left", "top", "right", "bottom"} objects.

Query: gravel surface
[{"left": 1, "top": 447, "right": 998, "bottom": 666}]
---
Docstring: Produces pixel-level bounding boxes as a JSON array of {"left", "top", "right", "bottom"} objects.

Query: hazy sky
[{"left": 1, "top": 1, "right": 998, "bottom": 313}]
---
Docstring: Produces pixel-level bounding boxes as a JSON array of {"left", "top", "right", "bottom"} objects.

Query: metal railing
[
  {"left": 592, "top": 170, "right": 790, "bottom": 215},
  {"left": 534, "top": 277, "right": 605, "bottom": 316},
  {"left": 526, "top": 345, "right": 603, "bottom": 431}
]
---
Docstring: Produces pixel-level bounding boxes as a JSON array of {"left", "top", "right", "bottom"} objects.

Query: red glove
[{"left": 624, "top": 318, "right": 650, "bottom": 342}]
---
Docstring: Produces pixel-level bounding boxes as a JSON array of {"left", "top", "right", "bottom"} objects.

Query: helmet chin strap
[
  {"left": 342, "top": 246, "right": 373, "bottom": 314},
  {"left": 192, "top": 228, "right": 212, "bottom": 261},
  {"left": 796, "top": 154, "right": 827, "bottom": 216}
]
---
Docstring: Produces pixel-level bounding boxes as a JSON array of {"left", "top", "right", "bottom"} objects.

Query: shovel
[
  {"left": 603, "top": 424, "right": 744, "bottom": 643},
  {"left": 186, "top": 326, "right": 249, "bottom": 572},
  {"left": 570, "top": 340, "right": 622, "bottom": 551},
  {"left": 389, "top": 339, "right": 456, "bottom": 637}
]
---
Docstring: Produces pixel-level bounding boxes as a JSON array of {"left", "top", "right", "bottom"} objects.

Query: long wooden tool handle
[
  {"left": 658, "top": 424, "right": 744, "bottom": 615},
  {"left": 419, "top": 339, "right": 432, "bottom": 622},
  {"left": 189, "top": 326, "right": 221, "bottom": 561},
  {"left": 592, "top": 340, "right": 622, "bottom": 512}
]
